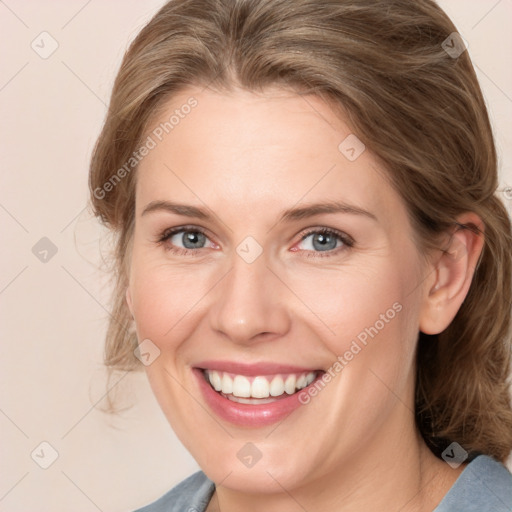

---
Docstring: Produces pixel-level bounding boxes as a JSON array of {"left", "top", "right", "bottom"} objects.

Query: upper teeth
[{"left": 205, "top": 370, "right": 316, "bottom": 398}]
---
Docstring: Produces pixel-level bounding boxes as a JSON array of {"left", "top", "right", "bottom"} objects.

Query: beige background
[{"left": 1, "top": 1, "right": 511, "bottom": 511}]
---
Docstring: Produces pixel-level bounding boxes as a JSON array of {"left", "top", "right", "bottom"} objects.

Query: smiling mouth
[{"left": 202, "top": 369, "right": 320, "bottom": 404}]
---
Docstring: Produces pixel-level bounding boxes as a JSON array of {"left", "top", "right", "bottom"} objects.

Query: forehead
[{"left": 135, "top": 86, "right": 405, "bottom": 230}]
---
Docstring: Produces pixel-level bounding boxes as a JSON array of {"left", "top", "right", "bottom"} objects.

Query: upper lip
[{"left": 194, "top": 360, "right": 322, "bottom": 376}]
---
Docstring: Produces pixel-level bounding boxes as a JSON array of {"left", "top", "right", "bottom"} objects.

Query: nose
[{"left": 208, "top": 250, "right": 292, "bottom": 345}]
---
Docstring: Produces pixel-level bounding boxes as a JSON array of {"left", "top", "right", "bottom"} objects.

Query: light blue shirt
[{"left": 134, "top": 455, "right": 512, "bottom": 511}]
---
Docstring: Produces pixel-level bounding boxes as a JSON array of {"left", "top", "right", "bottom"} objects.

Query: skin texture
[{"left": 125, "top": 86, "right": 484, "bottom": 511}]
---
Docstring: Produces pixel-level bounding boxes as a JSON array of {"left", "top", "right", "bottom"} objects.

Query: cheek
[
  {"left": 128, "top": 260, "right": 216, "bottom": 424},
  {"left": 328, "top": 262, "right": 422, "bottom": 412},
  {"left": 129, "top": 255, "right": 217, "bottom": 354},
  {"left": 283, "top": 253, "right": 422, "bottom": 412},
  {"left": 284, "top": 259, "right": 415, "bottom": 352}
]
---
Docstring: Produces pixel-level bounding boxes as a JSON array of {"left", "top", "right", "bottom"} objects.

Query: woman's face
[{"left": 126, "top": 86, "right": 431, "bottom": 493}]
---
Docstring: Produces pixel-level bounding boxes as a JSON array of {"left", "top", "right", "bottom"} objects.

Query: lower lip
[{"left": 193, "top": 368, "right": 320, "bottom": 427}]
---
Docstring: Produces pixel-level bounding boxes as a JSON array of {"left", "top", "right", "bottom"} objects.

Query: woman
[{"left": 88, "top": 0, "right": 512, "bottom": 510}]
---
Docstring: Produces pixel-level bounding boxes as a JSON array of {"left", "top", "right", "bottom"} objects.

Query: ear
[{"left": 419, "top": 212, "right": 485, "bottom": 335}]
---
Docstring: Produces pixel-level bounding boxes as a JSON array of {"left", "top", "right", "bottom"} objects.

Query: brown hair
[{"left": 88, "top": 0, "right": 512, "bottom": 462}]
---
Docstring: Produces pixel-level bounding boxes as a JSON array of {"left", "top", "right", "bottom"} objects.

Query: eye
[
  {"left": 155, "top": 225, "right": 353, "bottom": 258},
  {"left": 156, "top": 226, "right": 217, "bottom": 255},
  {"left": 294, "top": 228, "right": 353, "bottom": 257}
]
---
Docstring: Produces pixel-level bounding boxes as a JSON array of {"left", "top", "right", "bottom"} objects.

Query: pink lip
[
  {"left": 193, "top": 365, "right": 323, "bottom": 427},
  {"left": 195, "top": 360, "right": 319, "bottom": 376}
]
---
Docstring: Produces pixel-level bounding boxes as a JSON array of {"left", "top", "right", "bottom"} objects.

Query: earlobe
[{"left": 419, "top": 213, "right": 485, "bottom": 335}]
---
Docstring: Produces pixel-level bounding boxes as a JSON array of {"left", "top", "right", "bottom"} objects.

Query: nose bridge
[{"left": 209, "top": 248, "right": 290, "bottom": 343}]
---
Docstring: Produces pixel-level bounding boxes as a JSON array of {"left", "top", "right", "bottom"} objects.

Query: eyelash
[
  {"left": 155, "top": 225, "right": 215, "bottom": 257},
  {"left": 155, "top": 225, "right": 354, "bottom": 258},
  {"left": 299, "top": 227, "right": 354, "bottom": 258}
]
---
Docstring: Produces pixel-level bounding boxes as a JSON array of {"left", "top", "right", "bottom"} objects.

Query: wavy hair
[{"left": 88, "top": 0, "right": 512, "bottom": 461}]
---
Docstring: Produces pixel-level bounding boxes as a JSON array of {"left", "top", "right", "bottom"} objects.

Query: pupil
[
  {"left": 183, "top": 232, "right": 205, "bottom": 249},
  {"left": 313, "top": 233, "right": 336, "bottom": 251}
]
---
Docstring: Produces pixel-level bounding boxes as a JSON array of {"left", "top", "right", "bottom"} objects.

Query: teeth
[
  {"left": 269, "top": 376, "right": 284, "bottom": 397},
  {"left": 251, "top": 376, "right": 270, "bottom": 398},
  {"left": 284, "top": 374, "right": 296, "bottom": 394},
  {"left": 233, "top": 375, "right": 251, "bottom": 397},
  {"left": 206, "top": 370, "right": 317, "bottom": 399},
  {"left": 210, "top": 370, "right": 222, "bottom": 392},
  {"left": 221, "top": 373, "right": 233, "bottom": 394}
]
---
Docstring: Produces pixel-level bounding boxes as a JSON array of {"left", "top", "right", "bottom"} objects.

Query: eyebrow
[{"left": 141, "top": 199, "right": 378, "bottom": 223}]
